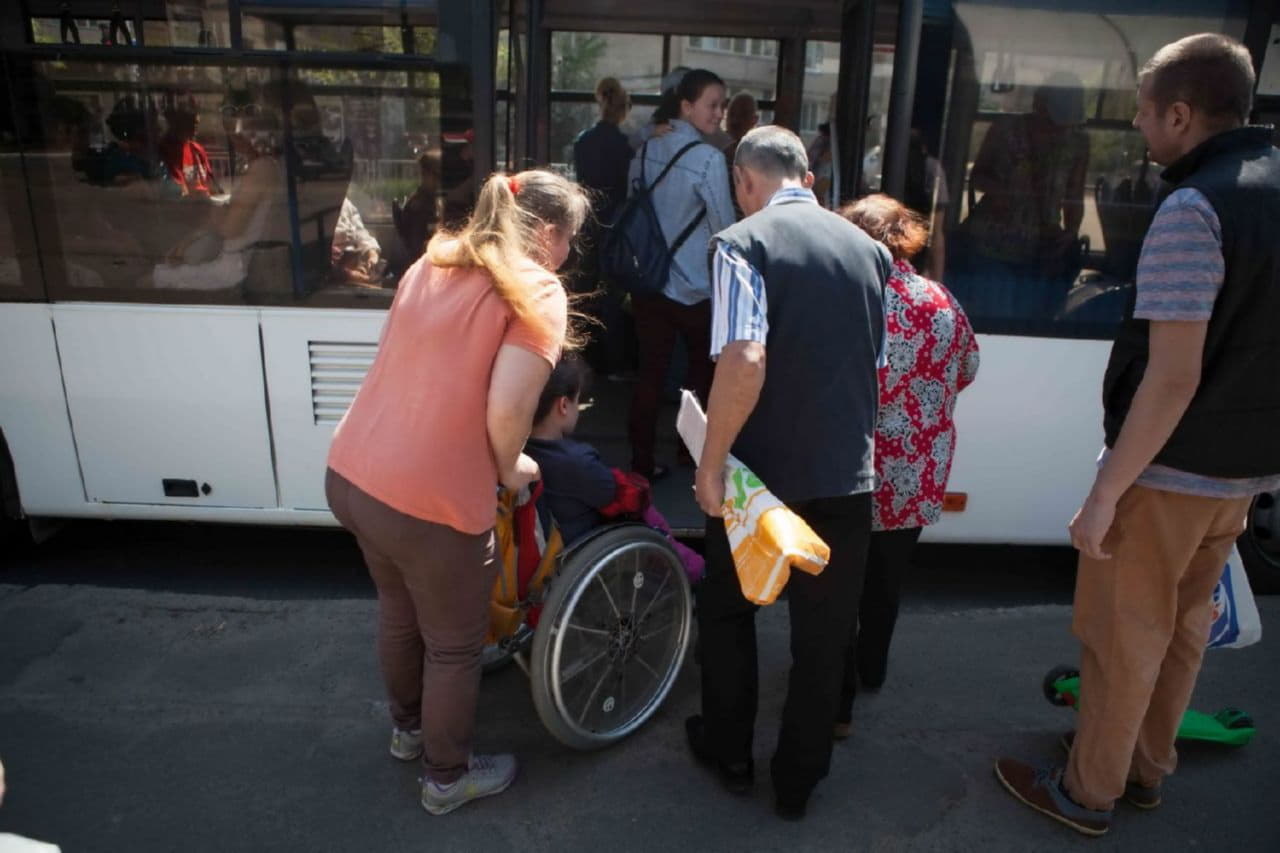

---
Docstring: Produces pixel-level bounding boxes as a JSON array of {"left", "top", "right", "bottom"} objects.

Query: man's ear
[
  {"left": 1169, "top": 101, "right": 1193, "bottom": 134},
  {"left": 801, "top": 170, "right": 815, "bottom": 189},
  {"left": 556, "top": 395, "right": 572, "bottom": 416}
]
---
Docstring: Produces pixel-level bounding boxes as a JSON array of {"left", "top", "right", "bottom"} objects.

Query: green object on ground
[{"left": 1050, "top": 674, "right": 1256, "bottom": 747}]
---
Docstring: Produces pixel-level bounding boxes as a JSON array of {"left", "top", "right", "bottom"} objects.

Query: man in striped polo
[{"left": 996, "top": 34, "right": 1280, "bottom": 836}]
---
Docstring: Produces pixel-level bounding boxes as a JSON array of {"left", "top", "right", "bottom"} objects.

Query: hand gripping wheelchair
[{"left": 485, "top": 485, "right": 694, "bottom": 750}]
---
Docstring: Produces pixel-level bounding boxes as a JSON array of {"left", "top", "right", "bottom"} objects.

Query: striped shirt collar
[{"left": 767, "top": 186, "right": 818, "bottom": 207}]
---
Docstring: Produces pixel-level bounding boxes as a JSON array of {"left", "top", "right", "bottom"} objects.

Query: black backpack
[{"left": 599, "top": 140, "right": 707, "bottom": 296}]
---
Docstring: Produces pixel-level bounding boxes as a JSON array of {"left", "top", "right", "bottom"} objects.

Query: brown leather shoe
[
  {"left": 994, "top": 758, "right": 1112, "bottom": 837},
  {"left": 1059, "top": 732, "right": 1162, "bottom": 810}
]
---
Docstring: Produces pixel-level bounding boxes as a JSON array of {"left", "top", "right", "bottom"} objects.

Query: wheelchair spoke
[
  {"left": 638, "top": 618, "right": 676, "bottom": 643},
  {"left": 560, "top": 647, "right": 609, "bottom": 683},
  {"left": 631, "top": 651, "right": 660, "bottom": 679},
  {"left": 628, "top": 549, "right": 640, "bottom": 617},
  {"left": 578, "top": 661, "right": 616, "bottom": 724},
  {"left": 634, "top": 568, "right": 671, "bottom": 625},
  {"left": 594, "top": 573, "right": 621, "bottom": 618},
  {"left": 565, "top": 621, "right": 610, "bottom": 637}
]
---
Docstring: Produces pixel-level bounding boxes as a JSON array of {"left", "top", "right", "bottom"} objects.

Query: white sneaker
[
  {"left": 420, "top": 754, "right": 517, "bottom": 815},
  {"left": 389, "top": 727, "right": 423, "bottom": 761}
]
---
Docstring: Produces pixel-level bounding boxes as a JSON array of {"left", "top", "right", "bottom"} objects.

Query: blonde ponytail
[{"left": 426, "top": 170, "right": 590, "bottom": 346}]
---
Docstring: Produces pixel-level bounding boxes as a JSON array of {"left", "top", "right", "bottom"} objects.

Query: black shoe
[{"left": 685, "top": 715, "right": 753, "bottom": 795}]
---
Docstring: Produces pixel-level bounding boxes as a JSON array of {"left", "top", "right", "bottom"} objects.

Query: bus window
[
  {"left": 548, "top": 32, "right": 664, "bottom": 172},
  {"left": 801, "top": 41, "right": 841, "bottom": 207},
  {"left": 27, "top": 0, "right": 232, "bottom": 48},
  {"left": 929, "top": 0, "right": 1251, "bottom": 340},
  {"left": 18, "top": 61, "right": 458, "bottom": 308},
  {"left": 21, "top": 62, "right": 294, "bottom": 305},
  {"left": 240, "top": 1, "right": 436, "bottom": 54}
]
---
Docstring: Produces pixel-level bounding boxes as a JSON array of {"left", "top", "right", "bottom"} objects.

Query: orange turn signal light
[{"left": 942, "top": 492, "right": 968, "bottom": 512}]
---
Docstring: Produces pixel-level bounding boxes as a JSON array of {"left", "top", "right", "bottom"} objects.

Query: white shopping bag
[
  {"left": 676, "top": 391, "right": 830, "bottom": 605},
  {"left": 1207, "top": 545, "right": 1262, "bottom": 649}
]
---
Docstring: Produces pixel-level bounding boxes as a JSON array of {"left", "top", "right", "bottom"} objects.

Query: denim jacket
[{"left": 627, "top": 119, "right": 737, "bottom": 305}]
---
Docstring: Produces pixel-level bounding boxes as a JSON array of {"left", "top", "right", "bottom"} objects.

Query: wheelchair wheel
[{"left": 530, "top": 526, "right": 693, "bottom": 750}]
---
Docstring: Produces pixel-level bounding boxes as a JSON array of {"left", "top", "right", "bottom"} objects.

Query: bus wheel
[
  {"left": 0, "top": 432, "right": 32, "bottom": 564},
  {"left": 1238, "top": 490, "right": 1280, "bottom": 595}
]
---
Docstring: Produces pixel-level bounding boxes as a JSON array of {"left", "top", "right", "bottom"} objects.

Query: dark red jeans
[{"left": 627, "top": 293, "right": 713, "bottom": 476}]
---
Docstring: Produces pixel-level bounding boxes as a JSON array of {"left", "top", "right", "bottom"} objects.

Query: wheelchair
[{"left": 486, "top": 488, "right": 694, "bottom": 751}]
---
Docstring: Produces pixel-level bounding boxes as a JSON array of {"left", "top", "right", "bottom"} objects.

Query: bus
[{"left": 1, "top": 1, "right": 1277, "bottom": 591}]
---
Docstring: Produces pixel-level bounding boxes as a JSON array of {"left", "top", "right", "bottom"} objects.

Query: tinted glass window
[{"left": 923, "top": 1, "right": 1250, "bottom": 339}]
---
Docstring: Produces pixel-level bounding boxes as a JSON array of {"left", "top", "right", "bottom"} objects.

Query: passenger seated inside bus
[
  {"left": 154, "top": 85, "right": 290, "bottom": 293},
  {"left": 158, "top": 95, "right": 224, "bottom": 200},
  {"left": 524, "top": 355, "right": 704, "bottom": 581},
  {"left": 949, "top": 71, "right": 1089, "bottom": 324},
  {"left": 393, "top": 149, "right": 442, "bottom": 264}
]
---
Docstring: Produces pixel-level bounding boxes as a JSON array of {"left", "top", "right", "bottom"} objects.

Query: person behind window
[
  {"left": 626, "top": 69, "right": 737, "bottom": 480},
  {"left": 573, "top": 77, "right": 636, "bottom": 377},
  {"left": 154, "top": 85, "right": 288, "bottom": 292},
  {"left": 159, "top": 95, "right": 222, "bottom": 199},
  {"left": 902, "top": 128, "right": 950, "bottom": 282},
  {"left": 396, "top": 149, "right": 442, "bottom": 264},
  {"left": 835, "top": 193, "right": 979, "bottom": 737},
  {"left": 575, "top": 77, "right": 633, "bottom": 224},
  {"left": 84, "top": 95, "right": 160, "bottom": 185},
  {"left": 326, "top": 170, "right": 589, "bottom": 816},
  {"left": 723, "top": 92, "right": 759, "bottom": 163},
  {"left": 955, "top": 71, "right": 1089, "bottom": 320}
]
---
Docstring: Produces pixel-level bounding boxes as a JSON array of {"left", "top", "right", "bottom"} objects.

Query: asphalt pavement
[{"left": 1, "top": 523, "right": 1276, "bottom": 852}]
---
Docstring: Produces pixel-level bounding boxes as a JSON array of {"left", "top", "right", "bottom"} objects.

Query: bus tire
[
  {"left": 0, "top": 429, "right": 33, "bottom": 563},
  {"left": 1238, "top": 491, "right": 1280, "bottom": 595}
]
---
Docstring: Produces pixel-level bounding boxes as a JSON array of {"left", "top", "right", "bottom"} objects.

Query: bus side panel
[
  {"left": 53, "top": 305, "right": 278, "bottom": 508},
  {"left": 924, "top": 335, "right": 1112, "bottom": 546},
  {"left": 260, "top": 308, "right": 386, "bottom": 511},
  {"left": 0, "top": 304, "right": 88, "bottom": 515}
]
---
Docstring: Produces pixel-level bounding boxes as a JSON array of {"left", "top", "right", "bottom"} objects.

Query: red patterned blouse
[{"left": 873, "top": 259, "right": 980, "bottom": 531}]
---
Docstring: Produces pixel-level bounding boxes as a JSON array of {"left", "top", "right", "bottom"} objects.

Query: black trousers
[
  {"left": 837, "top": 526, "right": 923, "bottom": 723},
  {"left": 696, "top": 492, "right": 872, "bottom": 802}
]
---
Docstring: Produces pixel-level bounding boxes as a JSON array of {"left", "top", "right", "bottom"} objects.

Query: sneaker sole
[
  {"left": 1057, "top": 737, "right": 1161, "bottom": 810},
  {"left": 390, "top": 746, "right": 424, "bottom": 762},
  {"left": 421, "top": 771, "right": 517, "bottom": 816},
  {"left": 993, "top": 762, "right": 1108, "bottom": 837}
]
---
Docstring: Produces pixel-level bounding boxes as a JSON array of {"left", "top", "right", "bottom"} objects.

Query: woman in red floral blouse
[{"left": 834, "top": 194, "right": 980, "bottom": 736}]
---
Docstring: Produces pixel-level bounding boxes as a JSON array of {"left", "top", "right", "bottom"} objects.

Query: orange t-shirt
[{"left": 327, "top": 252, "right": 567, "bottom": 534}]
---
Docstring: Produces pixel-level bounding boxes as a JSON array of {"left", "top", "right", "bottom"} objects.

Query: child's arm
[{"left": 555, "top": 442, "right": 649, "bottom": 517}]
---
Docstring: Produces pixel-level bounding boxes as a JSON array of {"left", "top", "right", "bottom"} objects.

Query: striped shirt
[
  {"left": 709, "top": 188, "right": 819, "bottom": 357},
  {"left": 710, "top": 186, "right": 888, "bottom": 363},
  {"left": 1112, "top": 188, "right": 1280, "bottom": 498}
]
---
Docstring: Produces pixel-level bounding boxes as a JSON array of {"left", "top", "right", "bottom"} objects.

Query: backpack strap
[
  {"left": 639, "top": 138, "right": 712, "bottom": 262},
  {"left": 642, "top": 140, "right": 704, "bottom": 193}
]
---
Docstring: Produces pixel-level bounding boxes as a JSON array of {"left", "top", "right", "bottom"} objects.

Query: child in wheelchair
[{"left": 525, "top": 355, "right": 704, "bottom": 580}]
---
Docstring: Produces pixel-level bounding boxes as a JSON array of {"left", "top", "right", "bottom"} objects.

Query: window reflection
[
  {"left": 241, "top": 2, "right": 436, "bottom": 54},
  {"left": 22, "top": 61, "right": 455, "bottom": 306},
  {"left": 936, "top": 1, "right": 1249, "bottom": 337},
  {"left": 28, "top": 1, "right": 232, "bottom": 48}
]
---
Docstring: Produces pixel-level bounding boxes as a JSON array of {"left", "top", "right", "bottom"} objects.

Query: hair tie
[{"left": 508, "top": 176, "right": 521, "bottom": 195}]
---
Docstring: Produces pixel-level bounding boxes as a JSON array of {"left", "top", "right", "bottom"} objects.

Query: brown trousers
[
  {"left": 1064, "top": 484, "right": 1250, "bottom": 810},
  {"left": 326, "top": 468, "right": 498, "bottom": 784}
]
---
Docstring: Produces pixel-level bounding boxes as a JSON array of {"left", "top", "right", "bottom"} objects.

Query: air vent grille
[{"left": 308, "top": 341, "right": 376, "bottom": 424}]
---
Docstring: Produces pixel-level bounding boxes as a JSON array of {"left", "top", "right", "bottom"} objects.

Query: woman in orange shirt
[{"left": 326, "top": 170, "right": 588, "bottom": 816}]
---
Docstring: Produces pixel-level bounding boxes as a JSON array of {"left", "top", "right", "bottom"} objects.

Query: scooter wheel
[
  {"left": 1043, "top": 665, "right": 1080, "bottom": 706},
  {"left": 1215, "top": 707, "right": 1255, "bottom": 730}
]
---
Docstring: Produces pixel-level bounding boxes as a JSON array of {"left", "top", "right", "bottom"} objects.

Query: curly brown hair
[{"left": 839, "top": 193, "right": 929, "bottom": 262}]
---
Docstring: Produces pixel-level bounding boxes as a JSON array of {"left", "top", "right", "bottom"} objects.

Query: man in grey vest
[
  {"left": 995, "top": 34, "right": 1280, "bottom": 837},
  {"left": 690, "top": 125, "right": 890, "bottom": 819}
]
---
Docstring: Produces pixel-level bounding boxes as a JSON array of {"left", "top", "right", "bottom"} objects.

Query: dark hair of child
[{"left": 533, "top": 355, "right": 589, "bottom": 424}]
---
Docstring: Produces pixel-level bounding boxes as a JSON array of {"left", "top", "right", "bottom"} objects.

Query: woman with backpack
[{"left": 626, "top": 68, "right": 737, "bottom": 479}]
